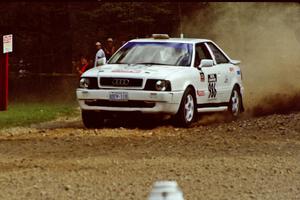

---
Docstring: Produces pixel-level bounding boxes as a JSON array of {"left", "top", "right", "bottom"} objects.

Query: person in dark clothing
[
  {"left": 104, "top": 38, "right": 116, "bottom": 60},
  {"left": 77, "top": 55, "right": 91, "bottom": 76}
]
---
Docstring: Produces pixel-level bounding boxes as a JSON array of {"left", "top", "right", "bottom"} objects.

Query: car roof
[{"left": 129, "top": 38, "right": 211, "bottom": 44}]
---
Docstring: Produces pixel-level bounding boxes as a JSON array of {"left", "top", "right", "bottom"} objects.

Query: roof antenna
[{"left": 178, "top": 2, "right": 184, "bottom": 38}]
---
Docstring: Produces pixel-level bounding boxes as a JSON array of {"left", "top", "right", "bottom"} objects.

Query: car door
[
  {"left": 205, "top": 42, "right": 232, "bottom": 102},
  {"left": 194, "top": 42, "right": 220, "bottom": 104}
]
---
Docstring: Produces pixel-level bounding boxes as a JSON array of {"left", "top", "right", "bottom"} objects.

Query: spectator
[
  {"left": 94, "top": 42, "right": 106, "bottom": 67},
  {"left": 104, "top": 38, "right": 116, "bottom": 60},
  {"left": 17, "top": 58, "right": 30, "bottom": 78},
  {"left": 77, "top": 55, "right": 90, "bottom": 76}
]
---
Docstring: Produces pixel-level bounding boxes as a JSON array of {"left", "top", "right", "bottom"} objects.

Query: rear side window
[{"left": 206, "top": 42, "right": 229, "bottom": 64}]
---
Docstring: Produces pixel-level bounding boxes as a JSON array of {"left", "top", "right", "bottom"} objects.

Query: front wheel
[
  {"left": 173, "top": 88, "right": 197, "bottom": 127},
  {"left": 228, "top": 87, "right": 242, "bottom": 117},
  {"left": 81, "top": 110, "right": 104, "bottom": 128}
]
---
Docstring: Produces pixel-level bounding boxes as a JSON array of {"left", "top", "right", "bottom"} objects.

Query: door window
[
  {"left": 194, "top": 43, "right": 212, "bottom": 67},
  {"left": 206, "top": 42, "right": 229, "bottom": 64}
]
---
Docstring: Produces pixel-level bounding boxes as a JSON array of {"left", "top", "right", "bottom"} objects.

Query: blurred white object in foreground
[{"left": 148, "top": 181, "right": 184, "bottom": 200}]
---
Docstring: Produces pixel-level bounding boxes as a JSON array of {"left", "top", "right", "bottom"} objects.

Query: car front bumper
[{"left": 76, "top": 89, "right": 184, "bottom": 114}]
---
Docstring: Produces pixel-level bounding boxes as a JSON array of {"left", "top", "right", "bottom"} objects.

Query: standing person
[
  {"left": 104, "top": 38, "right": 116, "bottom": 60},
  {"left": 94, "top": 42, "right": 106, "bottom": 67},
  {"left": 77, "top": 55, "right": 91, "bottom": 76}
]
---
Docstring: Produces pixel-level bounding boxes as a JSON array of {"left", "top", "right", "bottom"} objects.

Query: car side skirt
[{"left": 197, "top": 102, "right": 228, "bottom": 113}]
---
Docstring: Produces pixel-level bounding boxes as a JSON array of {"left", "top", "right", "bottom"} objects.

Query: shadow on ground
[{"left": 31, "top": 112, "right": 237, "bottom": 130}]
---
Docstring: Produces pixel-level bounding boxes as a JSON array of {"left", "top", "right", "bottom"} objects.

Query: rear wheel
[
  {"left": 81, "top": 110, "right": 104, "bottom": 128},
  {"left": 228, "top": 87, "right": 242, "bottom": 117},
  {"left": 173, "top": 88, "right": 197, "bottom": 127}
]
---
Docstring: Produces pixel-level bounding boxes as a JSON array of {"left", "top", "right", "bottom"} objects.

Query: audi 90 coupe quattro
[{"left": 76, "top": 34, "right": 244, "bottom": 128}]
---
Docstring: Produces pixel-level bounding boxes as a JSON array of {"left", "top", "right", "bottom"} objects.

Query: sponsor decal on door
[{"left": 208, "top": 74, "right": 217, "bottom": 99}]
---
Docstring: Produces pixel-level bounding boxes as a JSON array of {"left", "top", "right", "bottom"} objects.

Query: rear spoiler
[{"left": 230, "top": 59, "right": 241, "bottom": 65}]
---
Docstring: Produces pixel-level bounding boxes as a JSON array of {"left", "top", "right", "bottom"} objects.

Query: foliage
[
  {"left": 0, "top": 2, "right": 200, "bottom": 73},
  {"left": 0, "top": 102, "right": 78, "bottom": 129}
]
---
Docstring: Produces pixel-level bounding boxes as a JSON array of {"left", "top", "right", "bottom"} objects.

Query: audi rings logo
[{"left": 112, "top": 79, "right": 130, "bottom": 86}]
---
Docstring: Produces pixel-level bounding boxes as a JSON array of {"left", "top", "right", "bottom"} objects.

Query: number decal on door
[{"left": 208, "top": 74, "right": 217, "bottom": 98}]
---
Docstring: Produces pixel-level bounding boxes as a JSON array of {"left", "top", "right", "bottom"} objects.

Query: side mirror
[{"left": 198, "top": 59, "right": 214, "bottom": 69}]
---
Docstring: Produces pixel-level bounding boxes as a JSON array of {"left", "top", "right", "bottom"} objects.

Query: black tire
[
  {"left": 228, "top": 87, "right": 243, "bottom": 118},
  {"left": 173, "top": 87, "right": 197, "bottom": 127},
  {"left": 81, "top": 110, "right": 104, "bottom": 128}
]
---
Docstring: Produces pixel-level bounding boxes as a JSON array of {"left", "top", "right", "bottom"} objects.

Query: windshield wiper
[
  {"left": 109, "top": 62, "right": 130, "bottom": 65},
  {"left": 133, "top": 62, "right": 168, "bottom": 66}
]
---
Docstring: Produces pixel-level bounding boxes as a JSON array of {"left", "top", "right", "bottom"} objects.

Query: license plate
[{"left": 109, "top": 92, "right": 128, "bottom": 101}]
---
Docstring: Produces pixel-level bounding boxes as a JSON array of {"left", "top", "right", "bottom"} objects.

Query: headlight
[
  {"left": 155, "top": 80, "right": 167, "bottom": 91},
  {"left": 144, "top": 79, "right": 171, "bottom": 91},
  {"left": 79, "top": 78, "right": 90, "bottom": 89}
]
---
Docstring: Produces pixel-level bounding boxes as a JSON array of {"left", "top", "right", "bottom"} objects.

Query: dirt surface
[{"left": 0, "top": 112, "right": 300, "bottom": 200}]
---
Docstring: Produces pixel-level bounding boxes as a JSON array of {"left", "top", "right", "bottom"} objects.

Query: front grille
[
  {"left": 88, "top": 78, "right": 98, "bottom": 89},
  {"left": 85, "top": 100, "right": 155, "bottom": 108},
  {"left": 100, "top": 77, "right": 143, "bottom": 87}
]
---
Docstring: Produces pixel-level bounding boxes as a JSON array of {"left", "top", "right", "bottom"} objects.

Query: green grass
[{"left": 0, "top": 102, "right": 78, "bottom": 129}]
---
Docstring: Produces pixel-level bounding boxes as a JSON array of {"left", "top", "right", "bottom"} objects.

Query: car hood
[{"left": 82, "top": 64, "right": 188, "bottom": 79}]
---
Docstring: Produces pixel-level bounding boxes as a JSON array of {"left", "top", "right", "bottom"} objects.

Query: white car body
[{"left": 76, "top": 37, "right": 244, "bottom": 127}]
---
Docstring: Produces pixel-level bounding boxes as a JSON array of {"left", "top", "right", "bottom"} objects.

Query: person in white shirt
[{"left": 94, "top": 42, "right": 106, "bottom": 67}]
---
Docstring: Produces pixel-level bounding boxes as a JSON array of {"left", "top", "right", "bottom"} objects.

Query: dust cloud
[
  {"left": 182, "top": 2, "right": 300, "bottom": 113},
  {"left": 251, "top": 93, "right": 300, "bottom": 116}
]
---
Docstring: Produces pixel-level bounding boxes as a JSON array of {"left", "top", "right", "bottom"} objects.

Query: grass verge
[{"left": 0, "top": 102, "right": 78, "bottom": 129}]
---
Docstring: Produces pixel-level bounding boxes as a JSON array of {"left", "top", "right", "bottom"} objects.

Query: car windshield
[{"left": 108, "top": 41, "right": 193, "bottom": 67}]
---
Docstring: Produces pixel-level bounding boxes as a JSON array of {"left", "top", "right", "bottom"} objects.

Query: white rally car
[{"left": 76, "top": 34, "right": 244, "bottom": 128}]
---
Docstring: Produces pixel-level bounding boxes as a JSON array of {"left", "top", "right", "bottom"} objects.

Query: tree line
[{"left": 0, "top": 2, "right": 207, "bottom": 74}]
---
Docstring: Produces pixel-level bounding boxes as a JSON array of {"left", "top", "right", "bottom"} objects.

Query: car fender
[{"left": 167, "top": 68, "right": 199, "bottom": 93}]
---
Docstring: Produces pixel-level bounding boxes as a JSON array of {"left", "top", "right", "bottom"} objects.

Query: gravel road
[{"left": 0, "top": 111, "right": 299, "bottom": 200}]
